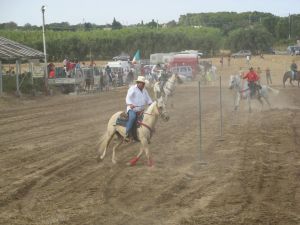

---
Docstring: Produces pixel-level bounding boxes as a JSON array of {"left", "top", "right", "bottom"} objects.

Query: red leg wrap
[{"left": 129, "top": 157, "right": 139, "bottom": 166}]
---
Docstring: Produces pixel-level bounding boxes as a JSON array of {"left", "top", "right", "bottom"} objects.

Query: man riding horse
[
  {"left": 243, "top": 67, "right": 261, "bottom": 98},
  {"left": 290, "top": 60, "right": 298, "bottom": 80},
  {"left": 158, "top": 69, "right": 169, "bottom": 94},
  {"left": 125, "top": 76, "right": 153, "bottom": 141}
]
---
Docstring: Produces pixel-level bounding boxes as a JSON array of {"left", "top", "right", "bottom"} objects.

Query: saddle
[
  {"left": 115, "top": 111, "right": 144, "bottom": 142},
  {"left": 115, "top": 112, "right": 143, "bottom": 127}
]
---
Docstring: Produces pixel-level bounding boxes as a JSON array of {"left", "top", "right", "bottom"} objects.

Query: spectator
[
  {"left": 265, "top": 67, "right": 272, "bottom": 85},
  {"left": 256, "top": 67, "right": 262, "bottom": 84},
  {"left": 220, "top": 56, "right": 224, "bottom": 68},
  {"left": 246, "top": 55, "right": 250, "bottom": 65}
]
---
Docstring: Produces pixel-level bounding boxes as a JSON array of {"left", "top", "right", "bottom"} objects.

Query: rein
[
  {"left": 233, "top": 76, "right": 249, "bottom": 93},
  {"left": 138, "top": 121, "right": 153, "bottom": 133},
  {"left": 239, "top": 88, "right": 249, "bottom": 93},
  {"left": 138, "top": 101, "right": 161, "bottom": 134}
]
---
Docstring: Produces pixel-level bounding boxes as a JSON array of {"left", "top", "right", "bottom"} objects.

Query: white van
[{"left": 107, "top": 60, "right": 131, "bottom": 72}]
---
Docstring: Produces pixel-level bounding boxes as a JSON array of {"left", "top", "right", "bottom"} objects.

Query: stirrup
[{"left": 124, "top": 134, "right": 130, "bottom": 142}]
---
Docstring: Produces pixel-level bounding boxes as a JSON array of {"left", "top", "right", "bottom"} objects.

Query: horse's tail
[
  {"left": 97, "top": 132, "right": 107, "bottom": 147},
  {"left": 267, "top": 86, "right": 280, "bottom": 95},
  {"left": 96, "top": 131, "right": 109, "bottom": 162}
]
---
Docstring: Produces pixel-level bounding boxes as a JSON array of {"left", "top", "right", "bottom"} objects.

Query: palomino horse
[
  {"left": 283, "top": 71, "right": 300, "bottom": 87},
  {"left": 153, "top": 74, "right": 182, "bottom": 103},
  {"left": 96, "top": 97, "right": 169, "bottom": 167},
  {"left": 229, "top": 75, "right": 279, "bottom": 113}
]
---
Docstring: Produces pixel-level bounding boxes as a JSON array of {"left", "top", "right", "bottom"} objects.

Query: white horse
[
  {"left": 229, "top": 75, "right": 279, "bottom": 113},
  {"left": 96, "top": 97, "right": 169, "bottom": 167},
  {"left": 153, "top": 73, "right": 182, "bottom": 102}
]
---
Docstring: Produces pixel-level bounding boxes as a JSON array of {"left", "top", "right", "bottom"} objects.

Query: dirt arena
[{"left": 0, "top": 55, "right": 300, "bottom": 225}]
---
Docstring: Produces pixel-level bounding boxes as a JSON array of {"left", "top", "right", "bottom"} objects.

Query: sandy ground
[{"left": 0, "top": 55, "right": 300, "bottom": 225}]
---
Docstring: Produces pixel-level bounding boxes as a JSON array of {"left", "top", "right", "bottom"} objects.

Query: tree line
[{"left": 0, "top": 12, "right": 299, "bottom": 61}]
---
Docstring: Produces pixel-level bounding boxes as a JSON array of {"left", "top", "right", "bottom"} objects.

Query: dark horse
[{"left": 283, "top": 71, "right": 300, "bottom": 87}]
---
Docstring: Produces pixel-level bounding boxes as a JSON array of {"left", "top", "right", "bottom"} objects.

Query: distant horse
[
  {"left": 153, "top": 74, "right": 183, "bottom": 103},
  {"left": 229, "top": 75, "right": 279, "bottom": 113},
  {"left": 283, "top": 71, "right": 300, "bottom": 87},
  {"left": 96, "top": 97, "right": 169, "bottom": 167},
  {"left": 145, "top": 73, "right": 158, "bottom": 88}
]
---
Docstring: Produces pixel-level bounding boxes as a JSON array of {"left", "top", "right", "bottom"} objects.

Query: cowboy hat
[{"left": 135, "top": 76, "right": 146, "bottom": 83}]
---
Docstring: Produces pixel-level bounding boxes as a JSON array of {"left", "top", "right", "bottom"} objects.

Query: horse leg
[
  {"left": 126, "top": 137, "right": 150, "bottom": 167},
  {"left": 127, "top": 145, "right": 144, "bottom": 166},
  {"left": 141, "top": 137, "right": 153, "bottom": 167},
  {"left": 248, "top": 96, "right": 252, "bottom": 113},
  {"left": 264, "top": 96, "right": 271, "bottom": 108},
  {"left": 290, "top": 77, "right": 294, "bottom": 86},
  {"left": 234, "top": 92, "right": 240, "bottom": 111},
  {"left": 257, "top": 97, "right": 264, "bottom": 111},
  {"left": 111, "top": 137, "right": 123, "bottom": 164}
]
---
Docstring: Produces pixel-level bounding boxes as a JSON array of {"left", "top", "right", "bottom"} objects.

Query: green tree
[
  {"left": 112, "top": 18, "right": 122, "bottom": 30},
  {"left": 226, "top": 25, "right": 273, "bottom": 54}
]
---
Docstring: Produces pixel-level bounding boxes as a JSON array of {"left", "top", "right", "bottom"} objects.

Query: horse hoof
[
  {"left": 147, "top": 159, "right": 154, "bottom": 167},
  {"left": 96, "top": 156, "right": 102, "bottom": 163}
]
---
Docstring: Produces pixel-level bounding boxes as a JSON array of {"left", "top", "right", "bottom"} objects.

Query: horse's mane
[
  {"left": 145, "top": 101, "right": 157, "bottom": 114},
  {"left": 233, "top": 75, "right": 248, "bottom": 88}
]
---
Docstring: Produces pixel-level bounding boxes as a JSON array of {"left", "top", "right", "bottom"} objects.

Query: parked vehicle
[
  {"left": 170, "top": 66, "right": 193, "bottom": 80},
  {"left": 263, "top": 48, "right": 275, "bottom": 55},
  {"left": 48, "top": 67, "right": 85, "bottom": 94},
  {"left": 231, "top": 50, "right": 252, "bottom": 58},
  {"left": 287, "top": 46, "right": 300, "bottom": 55},
  {"left": 150, "top": 53, "right": 175, "bottom": 65},
  {"left": 168, "top": 53, "right": 199, "bottom": 78}
]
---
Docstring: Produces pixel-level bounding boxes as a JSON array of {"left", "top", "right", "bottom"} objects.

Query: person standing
[
  {"left": 125, "top": 76, "right": 152, "bottom": 141},
  {"left": 243, "top": 67, "right": 260, "bottom": 98},
  {"left": 256, "top": 66, "right": 262, "bottom": 84},
  {"left": 227, "top": 55, "right": 231, "bottom": 66},
  {"left": 220, "top": 56, "right": 224, "bottom": 68},
  {"left": 265, "top": 67, "right": 272, "bottom": 85},
  {"left": 246, "top": 55, "right": 250, "bottom": 65}
]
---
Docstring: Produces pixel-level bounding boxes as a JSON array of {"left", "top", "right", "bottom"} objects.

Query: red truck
[{"left": 168, "top": 53, "right": 199, "bottom": 78}]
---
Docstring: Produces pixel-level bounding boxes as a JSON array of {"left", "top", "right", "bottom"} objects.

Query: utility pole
[
  {"left": 248, "top": 14, "right": 251, "bottom": 25},
  {"left": 41, "top": 5, "right": 49, "bottom": 95},
  {"left": 289, "top": 13, "right": 292, "bottom": 39}
]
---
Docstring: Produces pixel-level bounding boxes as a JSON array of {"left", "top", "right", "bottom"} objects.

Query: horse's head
[
  {"left": 156, "top": 96, "right": 169, "bottom": 121},
  {"left": 175, "top": 73, "right": 184, "bottom": 84}
]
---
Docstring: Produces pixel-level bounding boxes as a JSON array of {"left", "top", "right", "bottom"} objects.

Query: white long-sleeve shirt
[{"left": 126, "top": 84, "right": 152, "bottom": 112}]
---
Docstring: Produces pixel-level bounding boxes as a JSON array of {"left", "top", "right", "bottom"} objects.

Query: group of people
[{"left": 240, "top": 59, "right": 298, "bottom": 98}]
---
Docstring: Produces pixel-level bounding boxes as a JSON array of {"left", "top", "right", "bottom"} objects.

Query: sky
[{"left": 0, "top": 0, "right": 299, "bottom": 26}]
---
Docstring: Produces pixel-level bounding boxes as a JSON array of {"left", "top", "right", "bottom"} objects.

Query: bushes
[{"left": 2, "top": 73, "right": 45, "bottom": 94}]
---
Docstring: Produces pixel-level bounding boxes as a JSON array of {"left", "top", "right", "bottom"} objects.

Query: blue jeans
[
  {"left": 248, "top": 81, "right": 255, "bottom": 97},
  {"left": 126, "top": 110, "right": 137, "bottom": 135},
  {"left": 292, "top": 71, "right": 296, "bottom": 80}
]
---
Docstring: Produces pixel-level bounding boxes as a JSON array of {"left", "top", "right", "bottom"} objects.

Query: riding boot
[{"left": 124, "top": 132, "right": 131, "bottom": 142}]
